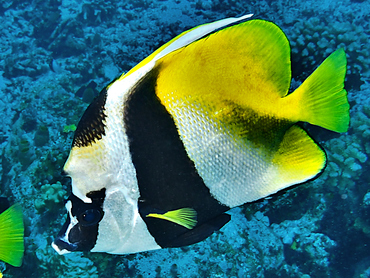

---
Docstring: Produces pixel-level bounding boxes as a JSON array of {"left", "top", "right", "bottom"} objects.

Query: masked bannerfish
[{"left": 52, "top": 15, "right": 349, "bottom": 255}]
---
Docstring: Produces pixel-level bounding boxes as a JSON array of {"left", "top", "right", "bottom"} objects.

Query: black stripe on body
[
  {"left": 124, "top": 69, "right": 230, "bottom": 248},
  {"left": 72, "top": 88, "right": 107, "bottom": 148}
]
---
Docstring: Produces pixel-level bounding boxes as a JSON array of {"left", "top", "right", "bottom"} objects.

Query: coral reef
[
  {"left": 288, "top": 17, "right": 369, "bottom": 89},
  {"left": 34, "top": 182, "right": 67, "bottom": 213},
  {"left": 0, "top": 0, "right": 369, "bottom": 277}
]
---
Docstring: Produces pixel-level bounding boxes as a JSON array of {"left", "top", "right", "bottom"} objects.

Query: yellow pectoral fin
[
  {"left": 0, "top": 204, "right": 24, "bottom": 267},
  {"left": 146, "top": 208, "right": 197, "bottom": 229}
]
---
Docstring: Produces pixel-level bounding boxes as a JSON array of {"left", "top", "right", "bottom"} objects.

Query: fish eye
[{"left": 79, "top": 209, "right": 103, "bottom": 226}]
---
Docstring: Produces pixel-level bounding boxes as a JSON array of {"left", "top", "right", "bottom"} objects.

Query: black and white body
[{"left": 52, "top": 14, "right": 349, "bottom": 255}]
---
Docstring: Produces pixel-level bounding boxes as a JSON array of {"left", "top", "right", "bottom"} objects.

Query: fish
[
  {"left": 49, "top": 59, "right": 63, "bottom": 74},
  {"left": 0, "top": 203, "right": 24, "bottom": 269},
  {"left": 52, "top": 15, "right": 349, "bottom": 255}
]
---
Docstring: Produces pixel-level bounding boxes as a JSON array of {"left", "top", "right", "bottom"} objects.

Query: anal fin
[{"left": 272, "top": 125, "right": 326, "bottom": 187}]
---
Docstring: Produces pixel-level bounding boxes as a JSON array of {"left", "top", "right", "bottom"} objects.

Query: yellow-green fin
[
  {"left": 0, "top": 204, "right": 24, "bottom": 267},
  {"left": 270, "top": 125, "right": 326, "bottom": 192},
  {"left": 120, "top": 14, "right": 253, "bottom": 80},
  {"left": 146, "top": 208, "right": 197, "bottom": 229},
  {"left": 156, "top": 19, "right": 292, "bottom": 112},
  {"left": 286, "top": 48, "right": 349, "bottom": 132}
]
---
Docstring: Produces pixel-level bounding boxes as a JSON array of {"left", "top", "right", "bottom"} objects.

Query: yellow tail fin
[
  {"left": 0, "top": 204, "right": 24, "bottom": 267},
  {"left": 286, "top": 48, "right": 349, "bottom": 132}
]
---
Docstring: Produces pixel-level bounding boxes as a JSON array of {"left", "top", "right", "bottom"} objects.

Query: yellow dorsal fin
[
  {"left": 156, "top": 19, "right": 292, "bottom": 121},
  {"left": 120, "top": 14, "right": 253, "bottom": 80},
  {"left": 146, "top": 208, "right": 197, "bottom": 229},
  {"left": 0, "top": 204, "right": 24, "bottom": 267},
  {"left": 282, "top": 49, "right": 349, "bottom": 132}
]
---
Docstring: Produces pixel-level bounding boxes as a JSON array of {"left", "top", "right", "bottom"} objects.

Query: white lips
[{"left": 51, "top": 241, "right": 71, "bottom": 255}]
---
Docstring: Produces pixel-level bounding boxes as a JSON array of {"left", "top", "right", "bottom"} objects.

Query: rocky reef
[{"left": 0, "top": 0, "right": 369, "bottom": 277}]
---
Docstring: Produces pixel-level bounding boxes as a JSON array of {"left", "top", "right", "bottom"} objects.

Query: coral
[
  {"left": 354, "top": 217, "right": 370, "bottom": 236},
  {"left": 17, "top": 138, "right": 36, "bottom": 170},
  {"left": 363, "top": 192, "right": 370, "bottom": 206},
  {"left": 34, "top": 182, "right": 67, "bottom": 213},
  {"left": 324, "top": 135, "right": 367, "bottom": 182},
  {"left": 301, "top": 233, "right": 336, "bottom": 267},
  {"left": 271, "top": 211, "right": 335, "bottom": 276},
  {"left": 312, "top": 85, "right": 370, "bottom": 197},
  {"left": 288, "top": 16, "right": 369, "bottom": 89},
  {"left": 34, "top": 125, "right": 50, "bottom": 147},
  {"left": 360, "top": 267, "right": 370, "bottom": 278},
  {"left": 33, "top": 234, "right": 99, "bottom": 278}
]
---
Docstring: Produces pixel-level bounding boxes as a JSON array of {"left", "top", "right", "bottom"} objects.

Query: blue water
[{"left": 1, "top": 0, "right": 369, "bottom": 277}]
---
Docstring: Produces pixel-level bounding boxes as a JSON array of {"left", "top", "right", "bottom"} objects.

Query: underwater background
[{"left": 0, "top": 0, "right": 369, "bottom": 277}]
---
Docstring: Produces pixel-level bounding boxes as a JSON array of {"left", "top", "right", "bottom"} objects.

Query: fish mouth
[{"left": 51, "top": 237, "right": 78, "bottom": 255}]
